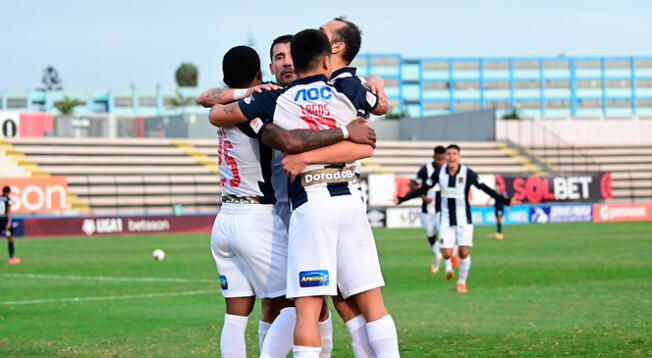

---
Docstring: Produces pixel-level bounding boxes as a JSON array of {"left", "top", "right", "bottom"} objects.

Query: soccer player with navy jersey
[
  {"left": 410, "top": 146, "right": 446, "bottom": 274},
  {"left": 396, "top": 144, "right": 515, "bottom": 293},
  {"left": 1, "top": 186, "right": 19, "bottom": 264},
  {"left": 488, "top": 181, "right": 509, "bottom": 240}
]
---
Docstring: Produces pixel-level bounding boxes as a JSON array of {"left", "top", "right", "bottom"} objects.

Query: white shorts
[
  {"left": 420, "top": 212, "right": 438, "bottom": 238},
  {"left": 211, "top": 203, "right": 288, "bottom": 299},
  {"left": 286, "top": 193, "right": 385, "bottom": 299},
  {"left": 439, "top": 224, "right": 474, "bottom": 249}
]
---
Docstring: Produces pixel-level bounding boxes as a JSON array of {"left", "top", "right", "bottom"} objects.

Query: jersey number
[{"left": 217, "top": 131, "right": 240, "bottom": 187}]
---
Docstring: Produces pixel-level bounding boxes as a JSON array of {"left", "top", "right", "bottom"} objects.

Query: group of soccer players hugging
[{"left": 200, "top": 16, "right": 514, "bottom": 358}]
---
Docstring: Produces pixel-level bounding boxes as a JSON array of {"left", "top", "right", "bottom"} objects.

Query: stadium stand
[
  {"left": 4, "top": 137, "right": 651, "bottom": 213},
  {"left": 529, "top": 143, "right": 652, "bottom": 203},
  {"left": 364, "top": 141, "right": 537, "bottom": 176},
  {"left": 6, "top": 138, "right": 221, "bottom": 215}
]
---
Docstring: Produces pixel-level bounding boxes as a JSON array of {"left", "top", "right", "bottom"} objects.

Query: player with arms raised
[{"left": 396, "top": 144, "right": 516, "bottom": 293}]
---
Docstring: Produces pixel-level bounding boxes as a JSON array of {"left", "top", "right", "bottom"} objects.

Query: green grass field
[{"left": 1, "top": 222, "right": 651, "bottom": 357}]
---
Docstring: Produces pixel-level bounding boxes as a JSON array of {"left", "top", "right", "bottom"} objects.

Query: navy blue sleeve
[
  {"left": 413, "top": 165, "right": 428, "bottom": 185},
  {"left": 468, "top": 169, "right": 511, "bottom": 205},
  {"left": 332, "top": 76, "right": 379, "bottom": 116},
  {"left": 237, "top": 90, "right": 280, "bottom": 122}
]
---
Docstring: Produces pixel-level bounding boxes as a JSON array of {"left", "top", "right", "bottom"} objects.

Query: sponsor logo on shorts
[
  {"left": 219, "top": 275, "right": 228, "bottom": 290},
  {"left": 299, "top": 270, "right": 329, "bottom": 287},
  {"left": 300, "top": 166, "right": 357, "bottom": 187}
]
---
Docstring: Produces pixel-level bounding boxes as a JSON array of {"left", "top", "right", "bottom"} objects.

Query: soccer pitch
[{"left": 1, "top": 222, "right": 650, "bottom": 357}]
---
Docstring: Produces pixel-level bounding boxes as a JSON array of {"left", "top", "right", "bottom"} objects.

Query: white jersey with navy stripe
[
  {"left": 436, "top": 164, "right": 472, "bottom": 227},
  {"left": 216, "top": 126, "right": 275, "bottom": 203},
  {"left": 238, "top": 73, "right": 378, "bottom": 209}
]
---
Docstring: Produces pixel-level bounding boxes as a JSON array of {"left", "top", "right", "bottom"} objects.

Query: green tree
[
  {"left": 384, "top": 108, "right": 410, "bottom": 120},
  {"left": 175, "top": 63, "right": 198, "bottom": 87},
  {"left": 54, "top": 96, "right": 81, "bottom": 115},
  {"left": 39, "top": 66, "right": 63, "bottom": 91},
  {"left": 501, "top": 109, "right": 522, "bottom": 120},
  {"left": 168, "top": 90, "right": 195, "bottom": 107}
]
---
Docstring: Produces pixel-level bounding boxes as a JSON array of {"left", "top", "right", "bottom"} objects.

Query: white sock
[
  {"left": 366, "top": 315, "right": 400, "bottom": 358},
  {"left": 345, "top": 314, "right": 375, "bottom": 358},
  {"left": 319, "top": 312, "right": 333, "bottom": 358},
  {"left": 261, "top": 307, "right": 295, "bottom": 358},
  {"left": 259, "top": 321, "right": 272, "bottom": 350},
  {"left": 220, "top": 314, "right": 248, "bottom": 358},
  {"left": 444, "top": 258, "right": 453, "bottom": 272},
  {"left": 432, "top": 244, "right": 443, "bottom": 266},
  {"left": 458, "top": 256, "right": 471, "bottom": 284},
  {"left": 293, "top": 345, "right": 322, "bottom": 358}
]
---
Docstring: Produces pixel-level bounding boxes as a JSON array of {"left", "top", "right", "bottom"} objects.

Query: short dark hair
[
  {"left": 291, "top": 29, "right": 331, "bottom": 74},
  {"left": 446, "top": 144, "right": 461, "bottom": 152},
  {"left": 332, "top": 16, "right": 362, "bottom": 64},
  {"left": 269, "top": 34, "right": 293, "bottom": 61},
  {"left": 2, "top": 186, "right": 10, "bottom": 194},
  {"left": 434, "top": 146, "right": 446, "bottom": 154},
  {"left": 222, "top": 46, "right": 260, "bottom": 88}
]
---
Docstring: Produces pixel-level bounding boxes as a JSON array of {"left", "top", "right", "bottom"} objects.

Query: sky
[{"left": 1, "top": 0, "right": 651, "bottom": 91}]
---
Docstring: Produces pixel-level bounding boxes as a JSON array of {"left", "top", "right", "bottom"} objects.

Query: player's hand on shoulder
[
  {"left": 365, "top": 76, "right": 388, "bottom": 111},
  {"left": 248, "top": 83, "right": 282, "bottom": 96},
  {"left": 346, "top": 117, "right": 376, "bottom": 148},
  {"left": 282, "top": 153, "right": 309, "bottom": 182}
]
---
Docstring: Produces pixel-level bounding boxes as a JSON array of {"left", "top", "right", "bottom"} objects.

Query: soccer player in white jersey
[
  {"left": 209, "top": 45, "right": 376, "bottom": 357},
  {"left": 410, "top": 146, "right": 446, "bottom": 274},
  {"left": 208, "top": 29, "right": 400, "bottom": 358},
  {"left": 396, "top": 144, "right": 515, "bottom": 293}
]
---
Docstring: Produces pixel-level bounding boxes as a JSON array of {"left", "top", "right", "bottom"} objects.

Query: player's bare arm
[
  {"left": 208, "top": 102, "right": 248, "bottom": 126},
  {"left": 198, "top": 83, "right": 282, "bottom": 107},
  {"left": 260, "top": 117, "right": 375, "bottom": 154},
  {"left": 282, "top": 141, "right": 374, "bottom": 181}
]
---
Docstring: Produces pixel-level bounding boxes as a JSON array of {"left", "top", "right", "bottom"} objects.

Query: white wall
[{"left": 496, "top": 118, "right": 652, "bottom": 146}]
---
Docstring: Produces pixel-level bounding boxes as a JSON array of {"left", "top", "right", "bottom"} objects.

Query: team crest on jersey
[
  {"left": 458, "top": 177, "right": 464, "bottom": 183},
  {"left": 243, "top": 95, "right": 254, "bottom": 104},
  {"left": 365, "top": 91, "right": 377, "bottom": 108},
  {"left": 219, "top": 275, "right": 228, "bottom": 290},
  {"left": 250, "top": 118, "right": 263, "bottom": 134},
  {"left": 299, "top": 270, "right": 329, "bottom": 287}
]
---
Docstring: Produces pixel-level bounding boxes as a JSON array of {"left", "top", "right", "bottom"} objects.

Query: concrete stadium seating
[
  {"left": 529, "top": 144, "right": 652, "bottom": 202},
  {"left": 8, "top": 138, "right": 220, "bottom": 215},
  {"left": 365, "top": 141, "right": 531, "bottom": 175},
  {"left": 5, "top": 137, "right": 650, "bottom": 214}
]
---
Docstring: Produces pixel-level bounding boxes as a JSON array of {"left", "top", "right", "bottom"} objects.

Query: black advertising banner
[{"left": 495, "top": 173, "right": 612, "bottom": 204}]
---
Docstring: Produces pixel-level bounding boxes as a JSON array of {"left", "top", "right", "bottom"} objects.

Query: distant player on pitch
[
  {"left": 1, "top": 186, "right": 20, "bottom": 264},
  {"left": 396, "top": 144, "right": 516, "bottom": 293}
]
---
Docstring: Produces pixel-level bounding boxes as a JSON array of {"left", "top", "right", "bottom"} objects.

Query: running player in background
[
  {"left": 1, "top": 186, "right": 19, "bottom": 264},
  {"left": 410, "top": 145, "right": 446, "bottom": 274},
  {"left": 396, "top": 144, "right": 515, "bottom": 293}
]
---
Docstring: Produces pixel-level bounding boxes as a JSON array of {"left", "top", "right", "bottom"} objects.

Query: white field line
[
  {"left": 0, "top": 290, "right": 216, "bottom": 305},
  {"left": 2, "top": 273, "right": 215, "bottom": 283}
]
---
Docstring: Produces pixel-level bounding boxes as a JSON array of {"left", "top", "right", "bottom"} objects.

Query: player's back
[{"left": 217, "top": 126, "right": 275, "bottom": 204}]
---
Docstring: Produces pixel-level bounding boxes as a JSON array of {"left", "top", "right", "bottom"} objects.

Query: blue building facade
[
  {"left": 3, "top": 55, "right": 651, "bottom": 118},
  {"left": 351, "top": 55, "right": 652, "bottom": 118}
]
